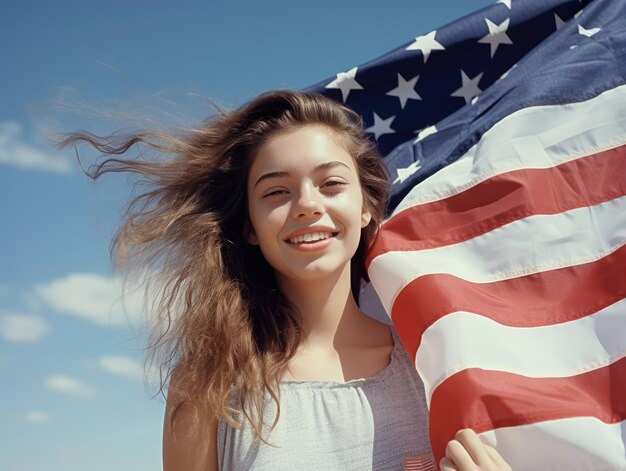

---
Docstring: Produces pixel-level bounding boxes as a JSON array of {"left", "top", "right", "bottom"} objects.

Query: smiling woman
[{"left": 60, "top": 90, "right": 511, "bottom": 470}]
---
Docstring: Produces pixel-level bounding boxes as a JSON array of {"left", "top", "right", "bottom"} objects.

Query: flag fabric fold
[{"left": 309, "top": 0, "right": 626, "bottom": 468}]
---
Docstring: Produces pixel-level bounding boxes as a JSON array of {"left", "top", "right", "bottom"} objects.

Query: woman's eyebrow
[
  {"left": 254, "top": 170, "right": 290, "bottom": 189},
  {"left": 253, "top": 160, "right": 351, "bottom": 188},
  {"left": 315, "top": 160, "right": 351, "bottom": 172}
]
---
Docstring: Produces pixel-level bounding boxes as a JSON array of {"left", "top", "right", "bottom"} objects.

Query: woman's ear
[
  {"left": 361, "top": 210, "right": 372, "bottom": 228},
  {"left": 243, "top": 220, "right": 259, "bottom": 245}
]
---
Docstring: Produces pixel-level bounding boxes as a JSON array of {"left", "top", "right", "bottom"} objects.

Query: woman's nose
[{"left": 292, "top": 186, "right": 324, "bottom": 219}]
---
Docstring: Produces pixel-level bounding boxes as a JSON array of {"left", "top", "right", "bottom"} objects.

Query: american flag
[
  {"left": 309, "top": 0, "right": 626, "bottom": 468},
  {"left": 403, "top": 454, "right": 437, "bottom": 471}
]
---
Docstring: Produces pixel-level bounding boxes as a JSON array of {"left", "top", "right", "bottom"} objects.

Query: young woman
[{"left": 63, "top": 91, "right": 511, "bottom": 470}]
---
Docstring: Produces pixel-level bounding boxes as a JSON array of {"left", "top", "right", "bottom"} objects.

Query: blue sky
[{"left": 1, "top": 1, "right": 493, "bottom": 469}]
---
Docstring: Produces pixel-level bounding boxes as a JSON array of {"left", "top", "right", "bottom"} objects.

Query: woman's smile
[
  {"left": 285, "top": 233, "right": 336, "bottom": 252},
  {"left": 284, "top": 226, "right": 339, "bottom": 246},
  {"left": 287, "top": 232, "right": 332, "bottom": 244}
]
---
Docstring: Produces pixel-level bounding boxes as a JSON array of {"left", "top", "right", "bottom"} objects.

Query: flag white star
[
  {"left": 325, "top": 67, "right": 363, "bottom": 102},
  {"left": 478, "top": 18, "right": 513, "bottom": 57},
  {"left": 365, "top": 113, "right": 396, "bottom": 141},
  {"left": 554, "top": 13, "right": 566, "bottom": 30},
  {"left": 406, "top": 30, "right": 445, "bottom": 63},
  {"left": 393, "top": 160, "right": 422, "bottom": 184},
  {"left": 451, "top": 70, "right": 484, "bottom": 104},
  {"left": 578, "top": 24, "right": 601, "bottom": 37},
  {"left": 498, "top": 0, "right": 512, "bottom": 9},
  {"left": 413, "top": 125, "right": 438, "bottom": 144},
  {"left": 386, "top": 73, "right": 421, "bottom": 109}
]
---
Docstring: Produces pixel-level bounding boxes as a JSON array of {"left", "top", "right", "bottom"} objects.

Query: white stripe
[
  {"left": 369, "top": 194, "right": 626, "bottom": 315},
  {"left": 479, "top": 417, "right": 626, "bottom": 470},
  {"left": 416, "top": 297, "right": 626, "bottom": 405},
  {"left": 392, "top": 82, "right": 626, "bottom": 216}
]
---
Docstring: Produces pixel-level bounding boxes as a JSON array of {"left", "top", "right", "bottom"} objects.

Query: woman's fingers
[
  {"left": 484, "top": 443, "right": 512, "bottom": 471},
  {"left": 443, "top": 429, "right": 512, "bottom": 471},
  {"left": 439, "top": 457, "right": 459, "bottom": 471},
  {"left": 445, "top": 436, "right": 475, "bottom": 470},
  {"left": 454, "top": 429, "right": 491, "bottom": 466}
]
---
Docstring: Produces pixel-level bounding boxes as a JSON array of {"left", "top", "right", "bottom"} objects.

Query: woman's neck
[{"left": 276, "top": 265, "right": 362, "bottom": 349}]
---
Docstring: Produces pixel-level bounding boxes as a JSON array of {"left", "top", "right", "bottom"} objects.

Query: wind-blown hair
[{"left": 60, "top": 90, "right": 390, "bottom": 439}]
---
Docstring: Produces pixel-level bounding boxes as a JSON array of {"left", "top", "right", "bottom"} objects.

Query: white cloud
[
  {"left": 35, "top": 273, "right": 146, "bottom": 328},
  {"left": 98, "top": 355, "right": 161, "bottom": 386},
  {"left": 0, "top": 121, "right": 72, "bottom": 174},
  {"left": 99, "top": 355, "right": 143, "bottom": 381},
  {"left": 25, "top": 411, "right": 51, "bottom": 424},
  {"left": 0, "top": 311, "right": 51, "bottom": 343},
  {"left": 44, "top": 375, "right": 97, "bottom": 399}
]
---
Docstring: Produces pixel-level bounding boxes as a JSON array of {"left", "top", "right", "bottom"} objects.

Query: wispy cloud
[
  {"left": 35, "top": 273, "right": 145, "bottom": 328},
  {"left": 44, "top": 375, "right": 97, "bottom": 399},
  {"left": 99, "top": 355, "right": 143, "bottom": 381},
  {"left": 0, "top": 121, "right": 72, "bottom": 174},
  {"left": 0, "top": 311, "right": 51, "bottom": 343},
  {"left": 24, "top": 411, "right": 51, "bottom": 424}
]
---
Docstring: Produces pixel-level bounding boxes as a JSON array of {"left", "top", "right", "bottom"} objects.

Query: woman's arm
[
  {"left": 440, "top": 429, "right": 512, "bottom": 471},
  {"left": 163, "top": 375, "right": 219, "bottom": 471}
]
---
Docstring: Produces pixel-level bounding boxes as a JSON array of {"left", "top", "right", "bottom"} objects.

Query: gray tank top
[{"left": 217, "top": 329, "right": 435, "bottom": 470}]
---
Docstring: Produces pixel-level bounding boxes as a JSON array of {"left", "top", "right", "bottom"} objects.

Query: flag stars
[
  {"left": 386, "top": 73, "right": 421, "bottom": 109},
  {"left": 325, "top": 67, "right": 363, "bottom": 102},
  {"left": 578, "top": 24, "right": 601, "bottom": 37},
  {"left": 365, "top": 113, "right": 396, "bottom": 141},
  {"left": 478, "top": 18, "right": 513, "bottom": 57},
  {"left": 498, "top": 0, "right": 512, "bottom": 9},
  {"left": 451, "top": 70, "right": 484, "bottom": 104},
  {"left": 393, "top": 160, "right": 422, "bottom": 184},
  {"left": 406, "top": 30, "right": 445, "bottom": 63}
]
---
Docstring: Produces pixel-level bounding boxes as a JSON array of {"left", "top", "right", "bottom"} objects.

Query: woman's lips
[{"left": 287, "top": 231, "right": 334, "bottom": 244}]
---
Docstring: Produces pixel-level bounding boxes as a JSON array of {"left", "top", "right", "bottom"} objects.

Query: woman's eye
[
  {"left": 263, "top": 189, "right": 288, "bottom": 198},
  {"left": 323, "top": 180, "right": 346, "bottom": 188}
]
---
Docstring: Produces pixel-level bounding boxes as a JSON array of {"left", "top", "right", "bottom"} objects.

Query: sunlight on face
[{"left": 246, "top": 126, "right": 372, "bottom": 287}]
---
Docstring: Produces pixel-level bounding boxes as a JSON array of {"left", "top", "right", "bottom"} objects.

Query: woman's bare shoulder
[{"left": 163, "top": 370, "right": 219, "bottom": 471}]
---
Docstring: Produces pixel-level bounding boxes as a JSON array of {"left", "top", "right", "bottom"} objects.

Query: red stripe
[
  {"left": 427, "top": 356, "right": 626, "bottom": 463},
  {"left": 366, "top": 144, "right": 626, "bottom": 267},
  {"left": 391, "top": 244, "right": 626, "bottom": 361}
]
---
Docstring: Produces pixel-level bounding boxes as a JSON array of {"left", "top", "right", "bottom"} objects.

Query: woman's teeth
[{"left": 288, "top": 232, "right": 332, "bottom": 244}]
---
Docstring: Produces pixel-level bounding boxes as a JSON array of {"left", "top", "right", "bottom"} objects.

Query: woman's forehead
[{"left": 250, "top": 126, "right": 357, "bottom": 174}]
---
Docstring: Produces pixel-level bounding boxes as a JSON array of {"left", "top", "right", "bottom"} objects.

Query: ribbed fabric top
[{"left": 217, "top": 328, "right": 435, "bottom": 470}]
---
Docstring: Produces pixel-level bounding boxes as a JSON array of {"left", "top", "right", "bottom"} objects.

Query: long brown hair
[{"left": 60, "top": 90, "right": 390, "bottom": 438}]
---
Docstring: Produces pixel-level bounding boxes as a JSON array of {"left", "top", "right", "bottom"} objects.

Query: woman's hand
[{"left": 440, "top": 429, "right": 512, "bottom": 471}]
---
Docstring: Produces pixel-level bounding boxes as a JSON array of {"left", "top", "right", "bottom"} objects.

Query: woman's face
[{"left": 245, "top": 125, "right": 371, "bottom": 287}]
